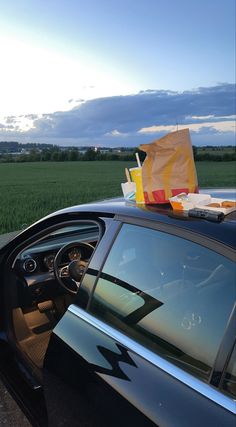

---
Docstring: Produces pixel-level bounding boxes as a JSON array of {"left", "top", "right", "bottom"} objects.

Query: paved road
[{"left": 0, "top": 231, "right": 32, "bottom": 426}]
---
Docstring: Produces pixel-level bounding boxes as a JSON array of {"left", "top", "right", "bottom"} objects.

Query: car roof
[{"left": 54, "top": 189, "right": 236, "bottom": 250}]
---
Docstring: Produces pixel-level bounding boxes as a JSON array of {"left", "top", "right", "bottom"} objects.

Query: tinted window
[
  {"left": 221, "top": 343, "right": 236, "bottom": 398},
  {"left": 89, "top": 224, "right": 235, "bottom": 381}
]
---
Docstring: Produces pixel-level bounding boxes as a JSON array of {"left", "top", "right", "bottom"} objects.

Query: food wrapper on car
[
  {"left": 121, "top": 168, "right": 136, "bottom": 201},
  {"left": 139, "top": 128, "right": 198, "bottom": 204}
]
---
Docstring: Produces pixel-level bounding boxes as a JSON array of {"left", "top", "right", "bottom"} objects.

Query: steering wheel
[{"left": 54, "top": 242, "right": 94, "bottom": 294}]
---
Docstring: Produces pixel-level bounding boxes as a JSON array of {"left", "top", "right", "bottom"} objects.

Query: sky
[{"left": 0, "top": 0, "right": 235, "bottom": 147}]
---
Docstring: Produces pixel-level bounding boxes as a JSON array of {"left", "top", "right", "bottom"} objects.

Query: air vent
[{"left": 23, "top": 258, "right": 37, "bottom": 273}]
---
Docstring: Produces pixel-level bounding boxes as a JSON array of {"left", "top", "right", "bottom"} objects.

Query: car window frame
[
  {"left": 219, "top": 337, "right": 236, "bottom": 399},
  {"left": 9, "top": 217, "right": 106, "bottom": 270},
  {"left": 210, "top": 304, "right": 236, "bottom": 388}
]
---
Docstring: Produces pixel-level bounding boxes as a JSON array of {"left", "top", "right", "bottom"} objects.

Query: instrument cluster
[
  {"left": 43, "top": 247, "right": 81, "bottom": 272},
  {"left": 20, "top": 243, "right": 94, "bottom": 276}
]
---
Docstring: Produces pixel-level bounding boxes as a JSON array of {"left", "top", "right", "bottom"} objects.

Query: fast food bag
[{"left": 139, "top": 128, "right": 198, "bottom": 204}]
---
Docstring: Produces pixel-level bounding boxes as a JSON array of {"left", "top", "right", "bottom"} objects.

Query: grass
[
  {"left": 0, "top": 161, "right": 235, "bottom": 234},
  {"left": 195, "top": 161, "right": 236, "bottom": 188}
]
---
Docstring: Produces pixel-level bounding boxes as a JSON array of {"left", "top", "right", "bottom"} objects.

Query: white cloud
[
  {"left": 105, "top": 129, "right": 127, "bottom": 137},
  {"left": 190, "top": 115, "right": 215, "bottom": 120},
  {"left": 138, "top": 121, "right": 236, "bottom": 135},
  {"left": 189, "top": 114, "right": 236, "bottom": 121},
  {"left": 0, "top": 113, "right": 40, "bottom": 133}
]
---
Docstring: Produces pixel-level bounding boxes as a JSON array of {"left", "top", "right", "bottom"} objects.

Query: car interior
[{"left": 5, "top": 221, "right": 101, "bottom": 381}]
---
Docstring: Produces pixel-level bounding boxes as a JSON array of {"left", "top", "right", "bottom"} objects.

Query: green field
[{"left": 0, "top": 161, "right": 235, "bottom": 234}]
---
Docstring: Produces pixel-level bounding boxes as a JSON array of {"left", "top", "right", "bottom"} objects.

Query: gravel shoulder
[{"left": 0, "top": 380, "right": 31, "bottom": 426}]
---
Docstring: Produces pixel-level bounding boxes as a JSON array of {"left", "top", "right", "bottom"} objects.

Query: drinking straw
[
  {"left": 125, "top": 168, "right": 131, "bottom": 182},
  {"left": 135, "top": 152, "right": 141, "bottom": 168}
]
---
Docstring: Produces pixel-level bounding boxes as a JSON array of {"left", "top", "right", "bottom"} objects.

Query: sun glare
[{"left": 0, "top": 36, "right": 135, "bottom": 116}]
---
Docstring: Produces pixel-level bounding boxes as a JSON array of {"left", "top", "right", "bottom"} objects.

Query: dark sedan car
[{"left": 0, "top": 191, "right": 235, "bottom": 427}]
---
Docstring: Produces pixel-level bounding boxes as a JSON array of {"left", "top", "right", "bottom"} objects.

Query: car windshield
[
  {"left": 21, "top": 222, "right": 100, "bottom": 257},
  {"left": 46, "top": 224, "right": 99, "bottom": 239}
]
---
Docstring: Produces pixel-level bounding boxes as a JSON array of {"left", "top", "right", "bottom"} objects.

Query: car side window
[
  {"left": 221, "top": 343, "right": 236, "bottom": 398},
  {"left": 89, "top": 223, "right": 235, "bottom": 382}
]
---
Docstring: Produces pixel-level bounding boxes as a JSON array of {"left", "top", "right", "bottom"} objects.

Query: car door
[
  {"left": 43, "top": 218, "right": 236, "bottom": 427},
  {"left": 0, "top": 211, "right": 112, "bottom": 426}
]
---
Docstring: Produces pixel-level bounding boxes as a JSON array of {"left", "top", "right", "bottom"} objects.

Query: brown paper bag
[{"left": 139, "top": 128, "right": 198, "bottom": 204}]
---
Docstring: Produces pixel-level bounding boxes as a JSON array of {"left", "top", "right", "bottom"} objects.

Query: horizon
[{"left": 1, "top": 139, "right": 236, "bottom": 150}]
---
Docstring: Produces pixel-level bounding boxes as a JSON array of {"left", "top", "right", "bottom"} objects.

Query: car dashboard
[{"left": 14, "top": 227, "right": 99, "bottom": 307}]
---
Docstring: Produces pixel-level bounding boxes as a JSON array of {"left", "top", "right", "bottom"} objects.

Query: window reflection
[
  {"left": 90, "top": 224, "right": 235, "bottom": 381},
  {"left": 93, "top": 271, "right": 163, "bottom": 320}
]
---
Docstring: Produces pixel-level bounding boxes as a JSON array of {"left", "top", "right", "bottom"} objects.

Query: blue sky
[{"left": 0, "top": 0, "right": 235, "bottom": 146}]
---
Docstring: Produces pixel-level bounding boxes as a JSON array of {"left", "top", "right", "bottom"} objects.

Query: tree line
[
  {"left": 0, "top": 148, "right": 137, "bottom": 163},
  {"left": 0, "top": 146, "right": 235, "bottom": 163}
]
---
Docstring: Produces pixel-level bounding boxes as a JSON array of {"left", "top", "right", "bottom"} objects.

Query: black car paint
[
  {"left": 43, "top": 209, "right": 236, "bottom": 427},
  {"left": 0, "top": 195, "right": 235, "bottom": 426},
  {"left": 44, "top": 308, "right": 235, "bottom": 427}
]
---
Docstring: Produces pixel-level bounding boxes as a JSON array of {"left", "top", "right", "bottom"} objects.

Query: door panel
[{"left": 44, "top": 307, "right": 235, "bottom": 427}]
